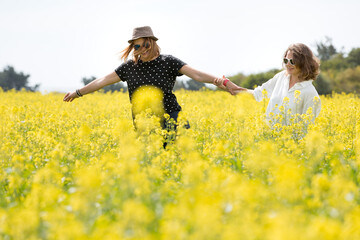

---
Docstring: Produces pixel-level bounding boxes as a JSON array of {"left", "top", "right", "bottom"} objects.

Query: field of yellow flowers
[{"left": 1, "top": 89, "right": 360, "bottom": 239}]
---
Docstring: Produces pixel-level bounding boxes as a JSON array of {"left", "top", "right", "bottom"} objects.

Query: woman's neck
[
  {"left": 290, "top": 74, "right": 300, "bottom": 82},
  {"left": 289, "top": 74, "right": 300, "bottom": 89}
]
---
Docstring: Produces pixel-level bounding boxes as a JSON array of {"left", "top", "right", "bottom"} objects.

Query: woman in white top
[{"left": 215, "top": 43, "right": 321, "bottom": 125}]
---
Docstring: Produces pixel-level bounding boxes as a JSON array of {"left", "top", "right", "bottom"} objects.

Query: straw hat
[{"left": 128, "top": 26, "right": 158, "bottom": 43}]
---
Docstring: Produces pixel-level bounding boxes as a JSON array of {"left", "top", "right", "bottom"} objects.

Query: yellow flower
[
  {"left": 282, "top": 96, "right": 290, "bottom": 105},
  {"left": 131, "top": 85, "right": 164, "bottom": 117}
]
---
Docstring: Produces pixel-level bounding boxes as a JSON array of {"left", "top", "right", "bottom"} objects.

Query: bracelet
[
  {"left": 223, "top": 79, "right": 229, "bottom": 86},
  {"left": 76, "top": 89, "right": 83, "bottom": 97}
]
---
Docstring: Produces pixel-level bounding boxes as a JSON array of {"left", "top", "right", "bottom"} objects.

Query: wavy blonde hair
[
  {"left": 120, "top": 37, "right": 160, "bottom": 64},
  {"left": 284, "top": 43, "right": 320, "bottom": 81}
]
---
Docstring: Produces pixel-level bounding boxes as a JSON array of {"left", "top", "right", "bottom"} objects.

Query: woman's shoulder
[
  {"left": 159, "top": 54, "right": 178, "bottom": 60},
  {"left": 116, "top": 59, "right": 134, "bottom": 72},
  {"left": 266, "top": 70, "right": 287, "bottom": 84},
  {"left": 120, "top": 58, "right": 135, "bottom": 67},
  {"left": 159, "top": 54, "right": 184, "bottom": 61},
  {"left": 126, "top": 58, "right": 135, "bottom": 64},
  {"left": 276, "top": 70, "right": 288, "bottom": 78},
  {"left": 158, "top": 55, "right": 186, "bottom": 66},
  {"left": 299, "top": 81, "right": 319, "bottom": 96}
]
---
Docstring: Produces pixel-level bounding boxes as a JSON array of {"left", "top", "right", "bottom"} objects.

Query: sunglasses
[
  {"left": 283, "top": 58, "right": 295, "bottom": 65},
  {"left": 134, "top": 42, "right": 150, "bottom": 51}
]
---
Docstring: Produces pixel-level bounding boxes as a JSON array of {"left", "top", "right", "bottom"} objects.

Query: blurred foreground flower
[{"left": 132, "top": 85, "right": 165, "bottom": 118}]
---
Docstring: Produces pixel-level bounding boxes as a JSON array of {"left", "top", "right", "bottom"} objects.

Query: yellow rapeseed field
[{"left": 1, "top": 88, "right": 360, "bottom": 239}]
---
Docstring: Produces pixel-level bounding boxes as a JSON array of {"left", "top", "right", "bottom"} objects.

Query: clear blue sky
[{"left": 1, "top": 0, "right": 359, "bottom": 92}]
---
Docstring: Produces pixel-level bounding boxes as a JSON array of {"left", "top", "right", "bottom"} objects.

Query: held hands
[{"left": 213, "top": 75, "right": 247, "bottom": 95}]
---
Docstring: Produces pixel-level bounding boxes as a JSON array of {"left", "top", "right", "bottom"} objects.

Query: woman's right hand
[
  {"left": 226, "top": 81, "right": 247, "bottom": 95},
  {"left": 63, "top": 92, "right": 78, "bottom": 102}
]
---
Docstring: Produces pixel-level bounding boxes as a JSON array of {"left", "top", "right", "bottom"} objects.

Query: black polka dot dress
[{"left": 115, "top": 55, "right": 186, "bottom": 114}]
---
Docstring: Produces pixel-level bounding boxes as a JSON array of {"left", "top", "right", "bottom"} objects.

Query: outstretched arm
[
  {"left": 63, "top": 72, "right": 121, "bottom": 102},
  {"left": 179, "top": 65, "right": 217, "bottom": 83},
  {"left": 179, "top": 65, "right": 242, "bottom": 95}
]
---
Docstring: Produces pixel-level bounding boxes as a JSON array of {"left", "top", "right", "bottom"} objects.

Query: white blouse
[{"left": 250, "top": 70, "right": 321, "bottom": 125}]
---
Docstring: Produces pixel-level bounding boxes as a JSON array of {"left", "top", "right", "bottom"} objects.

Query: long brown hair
[
  {"left": 284, "top": 43, "right": 320, "bottom": 81},
  {"left": 120, "top": 37, "right": 161, "bottom": 64}
]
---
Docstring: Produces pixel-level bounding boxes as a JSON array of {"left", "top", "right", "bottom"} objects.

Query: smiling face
[
  {"left": 133, "top": 38, "right": 153, "bottom": 62},
  {"left": 284, "top": 50, "right": 300, "bottom": 77}
]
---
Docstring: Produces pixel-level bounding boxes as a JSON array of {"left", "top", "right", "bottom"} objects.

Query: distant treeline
[{"left": 1, "top": 37, "right": 359, "bottom": 94}]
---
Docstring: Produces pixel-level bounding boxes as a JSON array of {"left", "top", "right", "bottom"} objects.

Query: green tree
[
  {"left": 320, "top": 53, "right": 349, "bottom": 71},
  {"left": 241, "top": 69, "right": 281, "bottom": 89},
  {"left": 313, "top": 74, "right": 333, "bottom": 95},
  {"left": 316, "top": 36, "right": 338, "bottom": 61},
  {"left": 0, "top": 66, "right": 39, "bottom": 91},
  {"left": 82, "top": 76, "right": 127, "bottom": 93},
  {"left": 334, "top": 66, "right": 360, "bottom": 93},
  {"left": 347, "top": 48, "right": 360, "bottom": 67},
  {"left": 228, "top": 72, "right": 246, "bottom": 86},
  {"left": 173, "top": 80, "right": 186, "bottom": 91},
  {"left": 186, "top": 79, "right": 206, "bottom": 90},
  {"left": 81, "top": 76, "right": 97, "bottom": 86}
]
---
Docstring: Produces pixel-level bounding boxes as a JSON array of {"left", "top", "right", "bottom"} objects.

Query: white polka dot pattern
[{"left": 115, "top": 55, "right": 186, "bottom": 113}]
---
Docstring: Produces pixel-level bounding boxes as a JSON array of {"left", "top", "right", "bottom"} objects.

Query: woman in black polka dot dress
[{"left": 63, "top": 26, "right": 240, "bottom": 134}]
